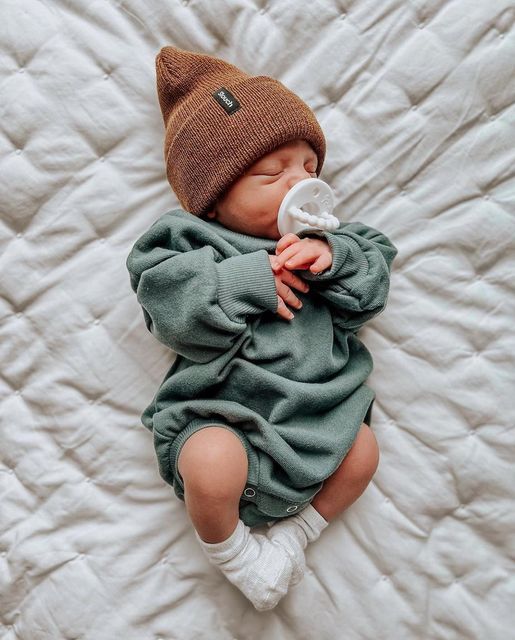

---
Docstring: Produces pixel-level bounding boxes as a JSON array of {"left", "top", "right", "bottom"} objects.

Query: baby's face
[{"left": 206, "top": 138, "right": 318, "bottom": 240}]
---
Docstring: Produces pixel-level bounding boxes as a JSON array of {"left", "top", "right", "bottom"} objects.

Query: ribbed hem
[
  {"left": 216, "top": 250, "right": 278, "bottom": 321},
  {"left": 195, "top": 519, "right": 247, "bottom": 563},
  {"left": 298, "top": 503, "right": 329, "bottom": 531}
]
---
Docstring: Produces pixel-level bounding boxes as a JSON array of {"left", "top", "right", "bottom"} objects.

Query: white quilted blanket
[{"left": 1, "top": 1, "right": 514, "bottom": 638}]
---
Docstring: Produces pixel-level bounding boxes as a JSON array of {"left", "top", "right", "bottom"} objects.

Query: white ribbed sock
[
  {"left": 195, "top": 519, "right": 295, "bottom": 611},
  {"left": 265, "top": 504, "right": 329, "bottom": 585}
]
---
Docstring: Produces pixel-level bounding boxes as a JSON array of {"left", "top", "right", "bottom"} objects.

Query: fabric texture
[
  {"left": 126, "top": 208, "right": 398, "bottom": 526},
  {"left": 155, "top": 45, "right": 326, "bottom": 217},
  {"left": 195, "top": 518, "right": 298, "bottom": 611},
  {"left": 265, "top": 503, "right": 330, "bottom": 584}
]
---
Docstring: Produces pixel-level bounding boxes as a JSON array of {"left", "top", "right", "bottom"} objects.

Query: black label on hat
[{"left": 212, "top": 87, "right": 241, "bottom": 115}]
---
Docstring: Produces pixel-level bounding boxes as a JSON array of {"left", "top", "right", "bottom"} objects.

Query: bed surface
[{"left": 1, "top": 1, "right": 514, "bottom": 638}]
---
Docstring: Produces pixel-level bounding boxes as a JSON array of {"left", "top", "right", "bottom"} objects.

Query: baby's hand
[
  {"left": 273, "top": 233, "right": 333, "bottom": 274},
  {"left": 268, "top": 254, "right": 309, "bottom": 321}
]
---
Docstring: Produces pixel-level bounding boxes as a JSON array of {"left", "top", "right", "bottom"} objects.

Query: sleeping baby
[{"left": 126, "top": 46, "right": 398, "bottom": 611}]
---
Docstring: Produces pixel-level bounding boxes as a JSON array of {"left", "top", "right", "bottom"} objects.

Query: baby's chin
[
  {"left": 210, "top": 206, "right": 281, "bottom": 239},
  {"left": 258, "top": 216, "right": 281, "bottom": 240}
]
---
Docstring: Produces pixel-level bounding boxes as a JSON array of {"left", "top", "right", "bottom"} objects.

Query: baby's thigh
[
  {"left": 344, "top": 423, "right": 380, "bottom": 481},
  {"left": 177, "top": 426, "right": 249, "bottom": 494}
]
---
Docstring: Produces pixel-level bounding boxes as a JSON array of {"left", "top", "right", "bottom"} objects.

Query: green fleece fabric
[{"left": 126, "top": 209, "right": 398, "bottom": 525}]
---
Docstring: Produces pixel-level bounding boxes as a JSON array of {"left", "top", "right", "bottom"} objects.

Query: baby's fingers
[
  {"left": 276, "top": 296, "right": 295, "bottom": 321},
  {"left": 275, "top": 233, "right": 300, "bottom": 255},
  {"left": 309, "top": 253, "right": 332, "bottom": 274},
  {"left": 281, "top": 269, "right": 310, "bottom": 293},
  {"left": 276, "top": 281, "right": 303, "bottom": 316},
  {"left": 274, "top": 244, "right": 309, "bottom": 270},
  {"left": 283, "top": 249, "right": 317, "bottom": 271}
]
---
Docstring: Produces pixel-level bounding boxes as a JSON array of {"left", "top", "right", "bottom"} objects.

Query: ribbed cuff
[
  {"left": 298, "top": 503, "right": 329, "bottom": 532},
  {"left": 195, "top": 519, "right": 247, "bottom": 563},
  {"left": 216, "top": 250, "right": 278, "bottom": 321}
]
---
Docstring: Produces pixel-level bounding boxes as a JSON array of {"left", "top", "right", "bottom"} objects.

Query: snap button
[
  {"left": 243, "top": 487, "right": 256, "bottom": 498},
  {"left": 286, "top": 505, "right": 298, "bottom": 513}
]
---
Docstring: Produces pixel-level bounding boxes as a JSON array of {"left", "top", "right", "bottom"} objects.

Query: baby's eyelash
[{"left": 259, "top": 167, "right": 317, "bottom": 177}]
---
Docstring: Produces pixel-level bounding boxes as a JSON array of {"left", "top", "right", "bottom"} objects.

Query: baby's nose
[{"left": 286, "top": 171, "right": 312, "bottom": 191}]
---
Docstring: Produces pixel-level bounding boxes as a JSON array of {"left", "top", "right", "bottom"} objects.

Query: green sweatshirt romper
[{"left": 126, "top": 209, "right": 398, "bottom": 527}]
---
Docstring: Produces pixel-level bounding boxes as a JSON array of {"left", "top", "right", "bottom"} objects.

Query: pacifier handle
[{"left": 277, "top": 178, "right": 340, "bottom": 236}]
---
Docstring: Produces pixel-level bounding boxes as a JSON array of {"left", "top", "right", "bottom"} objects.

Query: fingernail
[{"left": 288, "top": 312, "right": 294, "bottom": 320}]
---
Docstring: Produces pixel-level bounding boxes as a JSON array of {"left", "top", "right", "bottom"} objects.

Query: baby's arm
[
  {"left": 284, "top": 222, "right": 398, "bottom": 331},
  {"left": 126, "top": 215, "right": 279, "bottom": 362}
]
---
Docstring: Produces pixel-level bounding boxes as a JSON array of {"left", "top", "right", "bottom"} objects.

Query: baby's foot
[
  {"left": 265, "top": 521, "right": 307, "bottom": 586},
  {"left": 196, "top": 520, "right": 296, "bottom": 611},
  {"left": 265, "top": 505, "right": 329, "bottom": 586}
]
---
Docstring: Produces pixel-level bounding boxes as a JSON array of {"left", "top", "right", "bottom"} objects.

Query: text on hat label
[{"left": 213, "top": 87, "right": 241, "bottom": 115}]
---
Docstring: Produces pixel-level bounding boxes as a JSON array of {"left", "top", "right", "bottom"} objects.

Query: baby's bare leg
[
  {"left": 182, "top": 428, "right": 298, "bottom": 611},
  {"left": 177, "top": 427, "right": 248, "bottom": 543},
  {"left": 311, "top": 423, "right": 380, "bottom": 522}
]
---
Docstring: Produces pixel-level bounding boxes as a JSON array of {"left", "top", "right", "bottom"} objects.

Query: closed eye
[{"left": 257, "top": 167, "right": 317, "bottom": 177}]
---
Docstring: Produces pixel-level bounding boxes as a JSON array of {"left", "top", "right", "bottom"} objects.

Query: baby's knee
[
  {"left": 348, "top": 424, "right": 380, "bottom": 484},
  {"left": 178, "top": 426, "right": 248, "bottom": 498},
  {"left": 364, "top": 425, "right": 380, "bottom": 470}
]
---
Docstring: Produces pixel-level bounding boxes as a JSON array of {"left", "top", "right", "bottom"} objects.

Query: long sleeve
[
  {"left": 126, "top": 216, "right": 278, "bottom": 363},
  {"left": 295, "top": 221, "right": 398, "bottom": 331}
]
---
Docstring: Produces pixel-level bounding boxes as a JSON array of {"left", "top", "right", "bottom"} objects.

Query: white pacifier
[{"left": 277, "top": 178, "right": 340, "bottom": 236}]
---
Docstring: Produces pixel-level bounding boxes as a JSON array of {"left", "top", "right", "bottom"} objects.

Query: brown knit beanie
[{"left": 155, "top": 46, "right": 326, "bottom": 218}]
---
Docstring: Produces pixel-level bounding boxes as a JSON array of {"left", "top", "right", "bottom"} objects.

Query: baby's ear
[{"left": 198, "top": 209, "right": 215, "bottom": 221}]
